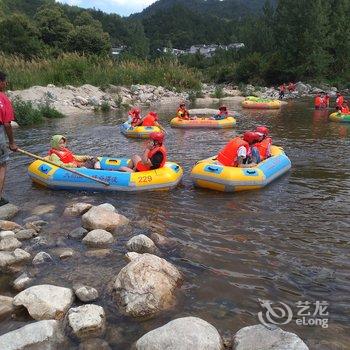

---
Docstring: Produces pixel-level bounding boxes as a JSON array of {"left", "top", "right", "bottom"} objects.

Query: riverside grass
[{"left": 0, "top": 53, "right": 202, "bottom": 91}]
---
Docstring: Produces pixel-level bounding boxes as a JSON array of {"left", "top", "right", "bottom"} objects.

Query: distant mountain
[{"left": 133, "top": 0, "right": 277, "bottom": 20}]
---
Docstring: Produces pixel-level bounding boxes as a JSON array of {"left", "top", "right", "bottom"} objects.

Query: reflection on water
[{"left": 2, "top": 98, "right": 350, "bottom": 348}]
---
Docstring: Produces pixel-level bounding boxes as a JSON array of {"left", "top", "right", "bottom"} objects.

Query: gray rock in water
[
  {"left": 25, "top": 220, "right": 48, "bottom": 232},
  {"left": 69, "top": 227, "right": 88, "bottom": 240},
  {"left": 0, "top": 236, "right": 22, "bottom": 251},
  {"left": 33, "top": 251, "right": 53, "bottom": 265},
  {"left": 233, "top": 324, "right": 309, "bottom": 350},
  {"left": 114, "top": 253, "right": 182, "bottom": 318},
  {"left": 82, "top": 204, "right": 129, "bottom": 232},
  {"left": 30, "top": 236, "right": 49, "bottom": 248},
  {"left": 64, "top": 203, "right": 93, "bottom": 216},
  {"left": 0, "top": 220, "right": 22, "bottom": 232},
  {"left": 13, "top": 272, "right": 32, "bottom": 291},
  {"left": 67, "top": 304, "right": 106, "bottom": 339},
  {"left": 0, "top": 231, "right": 15, "bottom": 239},
  {"left": 136, "top": 317, "right": 224, "bottom": 350},
  {"left": 79, "top": 338, "right": 112, "bottom": 350},
  {"left": 0, "top": 295, "right": 14, "bottom": 320},
  {"left": 0, "top": 248, "right": 31, "bottom": 269},
  {"left": 0, "top": 204, "right": 19, "bottom": 220},
  {"left": 15, "top": 229, "right": 38, "bottom": 240},
  {"left": 82, "top": 229, "right": 114, "bottom": 247},
  {"left": 13, "top": 284, "right": 74, "bottom": 320},
  {"left": 59, "top": 248, "right": 74, "bottom": 259},
  {"left": 126, "top": 234, "right": 156, "bottom": 254},
  {"left": 0, "top": 320, "right": 65, "bottom": 350},
  {"left": 74, "top": 285, "right": 99, "bottom": 302}
]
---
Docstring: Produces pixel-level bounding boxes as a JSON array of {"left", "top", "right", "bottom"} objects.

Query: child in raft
[
  {"left": 210, "top": 105, "right": 228, "bottom": 120},
  {"left": 48, "top": 135, "right": 101, "bottom": 169},
  {"left": 176, "top": 103, "right": 197, "bottom": 120}
]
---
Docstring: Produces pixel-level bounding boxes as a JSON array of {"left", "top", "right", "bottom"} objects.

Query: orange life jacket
[
  {"left": 49, "top": 147, "right": 77, "bottom": 166},
  {"left": 217, "top": 137, "right": 249, "bottom": 167},
  {"left": 142, "top": 113, "right": 157, "bottom": 126},
  {"left": 177, "top": 108, "right": 190, "bottom": 119},
  {"left": 314, "top": 96, "right": 323, "bottom": 108},
  {"left": 136, "top": 145, "right": 167, "bottom": 171},
  {"left": 255, "top": 137, "right": 272, "bottom": 161},
  {"left": 336, "top": 96, "right": 344, "bottom": 107}
]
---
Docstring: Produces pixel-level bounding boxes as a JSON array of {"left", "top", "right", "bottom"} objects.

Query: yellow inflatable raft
[
  {"left": 28, "top": 157, "right": 183, "bottom": 192},
  {"left": 242, "top": 96, "right": 281, "bottom": 109},
  {"left": 120, "top": 122, "right": 161, "bottom": 138},
  {"left": 190, "top": 146, "right": 291, "bottom": 192},
  {"left": 170, "top": 116, "right": 236, "bottom": 129},
  {"left": 329, "top": 112, "right": 350, "bottom": 123}
]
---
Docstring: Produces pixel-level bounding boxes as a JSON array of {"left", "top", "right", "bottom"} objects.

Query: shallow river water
[{"left": 1, "top": 98, "right": 349, "bottom": 349}]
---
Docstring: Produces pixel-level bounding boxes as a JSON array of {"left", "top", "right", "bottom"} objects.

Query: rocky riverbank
[
  {"left": 0, "top": 202, "right": 310, "bottom": 349},
  {"left": 7, "top": 81, "right": 346, "bottom": 118}
]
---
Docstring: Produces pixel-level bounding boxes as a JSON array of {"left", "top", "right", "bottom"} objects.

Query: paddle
[{"left": 17, "top": 148, "right": 110, "bottom": 186}]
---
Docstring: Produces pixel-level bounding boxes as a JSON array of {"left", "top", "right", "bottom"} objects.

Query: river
[{"left": 1, "top": 98, "right": 349, "bottom": 349}]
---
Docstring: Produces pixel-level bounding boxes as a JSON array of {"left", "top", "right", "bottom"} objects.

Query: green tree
[
  {"left": 124, "top": 21, "right": 150, "bottom": 58},
  {"left": 35, "top": 5, "right": 73, "bottom": 49},
  {"left": 0, "top": 13, "right": 43, "bottom": 58}
]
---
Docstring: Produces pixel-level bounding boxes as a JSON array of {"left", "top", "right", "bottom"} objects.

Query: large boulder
[
  {"left": 114, "top": 253, "right": 182, "bottom": 318},
  {"left": 67, "top": 304, "right": 106, "bottom": 339},
  {"left": 0, "top": 236, "right": 22, "bottom": 251},
  {"left": 0, "top": 204, "right": 19, "bottom": 220},
  {"left": 82, "top": 204, "right": 129, "bottom": 232},
  {"left": 13, "top": 284, "right": 74, "bottom": 320},
  {"left": 233, "top": 324, "right": 309, "bottom": 350},
  {"left": 0, "top": 320, "right": 65, "bottom": 350},
  {"left": 126, "top": 234, "right": 156, "bottom": 254},
  {"left": 136, "top": 317, "right": 223, "bottom": 350},
  {"left": 82, "top": 229, "right": 114, "bottom": 247},
  {"left": 0, "top": 249, "right": 31, "bottom": 269}
]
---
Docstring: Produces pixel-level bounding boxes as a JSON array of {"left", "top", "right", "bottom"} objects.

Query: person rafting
[
  {"left": 336, "top": 92, "right": 344, "bottom": 110},
  {"left": 323, "top": 93, "right": 330, "bottom": 108},
  {"left": 340, "top": 101, "right": 349, "bottom": 114},
  {"left": 120, "top": 132, "right": 167, "bottom": 172},
  {"left": 255, "top": 126, "right": 272, "bottom": 161},
  {"left": 217, "top": 131, "right": 260, "bottom": 168},
  {"left": 48, "top": 135, "right": 101, "bottom": 169},
  {"left": 314, "top": 93, "right": 324, "bottom": 109},
  {"left": 128, "top": 108, "right": 142, "bottom": 127},
  {"left": 141, "top": 111, "right": 160, "bottom": 127},
  {"left": 176, "top": 103, "right": 191, "bottom": 120},
  {"left": 211, "top": 105, "right": 228, "bottom": 120},
  {"left": 279, "top": 83, "right": 286, "bottom": 99}
]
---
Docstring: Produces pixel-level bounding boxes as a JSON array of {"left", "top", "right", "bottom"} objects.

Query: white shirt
[{"left": 237, "top": 145, "right": 247, "bottom": 158}]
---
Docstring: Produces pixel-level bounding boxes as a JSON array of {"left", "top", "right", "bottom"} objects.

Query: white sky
[{"left": 56, "top": 0, "right": 158, "bottom": 16}]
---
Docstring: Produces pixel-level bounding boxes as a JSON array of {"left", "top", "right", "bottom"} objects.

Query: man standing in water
[{"left": 0, "top": 71, "right": 18, "bottom": 206}]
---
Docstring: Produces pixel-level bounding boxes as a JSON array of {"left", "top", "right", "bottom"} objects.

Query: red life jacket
[
  {"left": 341, "top": 105, "right": 350, "bottom": 114},
  {"left": 217, "top": 137, "right": 250, "bottom": 167},
  {"left": 142, "top": 113, "right": 157, "bottom": 126},
  {"left": 49, "top": 147, "right": 77, "bottom": 166},
  {"left": 136, "top": 145, "right": 167, "bottom": 171},
  {"left": 255, "top": 137, "right": 272, "bottom": 160},
  {"left": 336, "top": 96, "right": 344, "bottom": 108},
  {"left": 131, "top": 115, "right": 141, "bottom": 126}
]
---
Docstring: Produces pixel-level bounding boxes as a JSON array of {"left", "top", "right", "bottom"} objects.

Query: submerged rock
[
  {"left": 126, "top": 234, "right": 156, "bottom": 254},
  {"left": 0, "top": 236, "right": 22, "bottom": 251},
  {"left": 82, "top": 229, "right": 114, "bottom": 247},
  {"left": 69, "top": 227, "right": 88, "bottom": 240},
  {"left": 13, "top": 284, "right": 74, "bottom": 320},
  {"left": 0, "top": 295, "right": 14, "bottom": 320},
  {"left": 150, "top": 232, "right": 174, "bottom": 248},
  {"left": 79, "top": 338, "right": 112, "bottom": 350},
  {"left": 82, "top": 204, "right": 129, "bottom": 232},
  {"left": 13, "top": 272, "right": 33, "bottom": 291},
  {"left": 67, "top": 304, "right": 106, "bottom": 339},
  {"left": 0, "top": 203, "right": 19, "bottom": 220},
  {"left": 136, "top": 317, "right": 224, "bottom": 350},
  {"left": 233, "top": 324, "right": 309, "bottom": 350},
  {"left": 32, "top": 251, "right": 53, "bottom": 265},
  {"left": 0, "top": 320, "right": 64, "bottom": 350},
  {"left": 114, "top": 253, "right": 182, "bottom": 318},
  {"left": 15, "top": 229, "right": 38, "bottom": 240}
]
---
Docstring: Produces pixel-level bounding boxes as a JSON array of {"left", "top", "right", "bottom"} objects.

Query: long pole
[{"left": 17, "top": 148, "right": 110, "bottom": 186}]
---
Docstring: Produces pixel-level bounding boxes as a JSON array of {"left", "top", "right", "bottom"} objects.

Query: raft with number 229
[
  {"left": 27, "top": 157, "right": 183, "bottom": 192},
  {"left": 170, "top": 116, "right": 236, "bottom": 129},
  {"left": 190, "top": 145, "right": 291, "bottom": 192}
]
